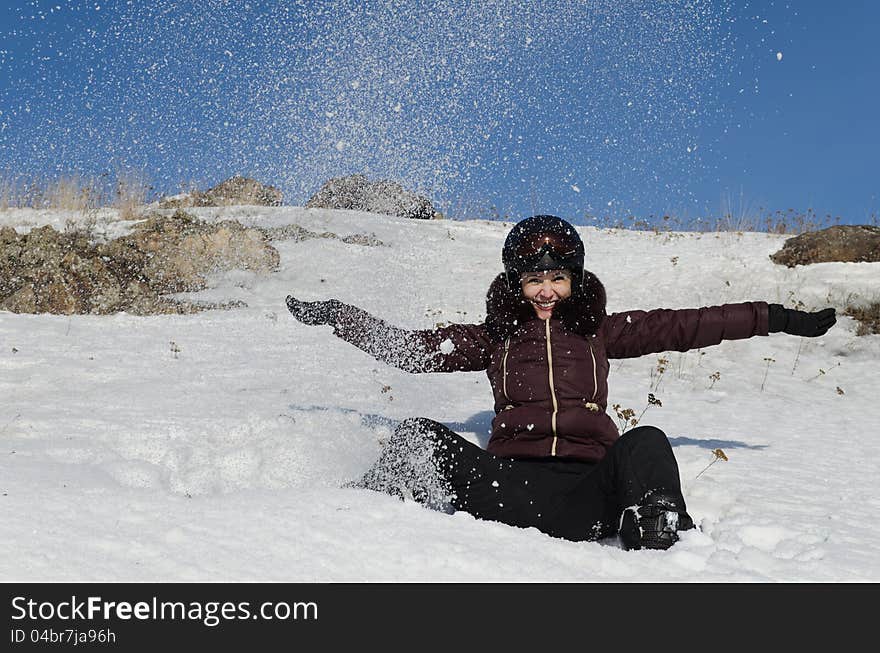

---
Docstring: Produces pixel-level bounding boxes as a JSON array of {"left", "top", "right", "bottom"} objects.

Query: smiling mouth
[{"left": 531, "top": 299, "right": 558, "bottom": 310}]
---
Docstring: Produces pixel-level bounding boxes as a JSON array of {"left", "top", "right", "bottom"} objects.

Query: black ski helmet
[{"left": 502, "top": 215, "right": 585, "bottom": 288}]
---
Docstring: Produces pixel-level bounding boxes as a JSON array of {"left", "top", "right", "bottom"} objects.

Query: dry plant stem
[
  {"left": 695, "top": 448, "right": 728, "bottom": 480},
  {"left": 1, "top": 413, "right": 21, "bottom": 434},
  {"left": 807, "top": 368, "right": 826, "bottom": 382},
  {"left": 634, "top": 394, "right": 662, "bottom": 426},
  {"left": 650, "top": 357, "right": 668, "bottom": 392},
  {"left": 760, "top": 357, "right": 775, "bottom": 392},
  {"left": 613, "top": 404, "right": 636, "bottom": 433},
  {"left": 707, "top": 371, "right": 721, "bottom": 389},
  {"left": 791, "top": 338, "right": 804, "bottom": 375},
  {"left": 694, "top": 459, "right": 719, "bottom": 480}
]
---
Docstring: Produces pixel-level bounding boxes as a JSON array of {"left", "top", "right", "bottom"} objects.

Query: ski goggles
[{"left": 510, "top": 229, "right": 582, "bottom": 261}]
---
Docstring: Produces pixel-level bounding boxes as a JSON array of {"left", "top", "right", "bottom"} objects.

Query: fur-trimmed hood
[{"left": 484, "top": 270, "right": 607, "bottom": 341}]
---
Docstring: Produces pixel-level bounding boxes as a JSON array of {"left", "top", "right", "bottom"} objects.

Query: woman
[{"left": 286, "top": 215, "right": 836, "bottom": 549}]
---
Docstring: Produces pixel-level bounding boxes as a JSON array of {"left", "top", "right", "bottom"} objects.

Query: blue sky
[
  {"left": 702, "top": 1, "right": 880, "bottom": 226},
  {"left": 0, "top": 1, "right": 877, "bottom": 227}
]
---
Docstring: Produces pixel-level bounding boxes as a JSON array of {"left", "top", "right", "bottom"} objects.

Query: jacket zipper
[
  {"left": 589, "top": 341, "right": 599, "bottom": 401},
  {"left": 584, "top": 343, "right": 601, "bottom": 412},
  {"left": 502, "top": 337, "right": 511, "bottom": 403},
  {"left": 545, "top": 319, "right": 560, "bottom": 456}
]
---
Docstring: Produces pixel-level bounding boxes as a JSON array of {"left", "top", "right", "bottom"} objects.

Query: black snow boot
[{"left": 618, "top": 491, "right": 695, "bottom": 551}]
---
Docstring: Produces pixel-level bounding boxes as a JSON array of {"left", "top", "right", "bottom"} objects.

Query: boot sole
[{"left": 619, "top": 504, "right": 694, "bottom": 551}]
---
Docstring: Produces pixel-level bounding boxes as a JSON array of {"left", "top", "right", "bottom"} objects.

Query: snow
[{"left": 2, "top": 206, "right": 879, "bottom": 582}]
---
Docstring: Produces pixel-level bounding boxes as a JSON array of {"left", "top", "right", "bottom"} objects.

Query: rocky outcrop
[
  {"left": 256, "top": 222, "right": 384, "bottom": 247},
  {"left": 110, "top": 211, "right": 280, "bottom": 294},
  {"left": 306, "top": 174, "right": 438, "bottom": 220},
  {"left": 770, "top": 225, "right": 880, "bottom": 267},
  {"left": 0, "top": 211, "right": 279, "bottom": 315},
  {"left": 159, "top": 176, "right": 283, "bottom": 208}
]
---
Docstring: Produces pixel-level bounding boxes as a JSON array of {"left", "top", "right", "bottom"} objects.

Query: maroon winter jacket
[{"left": 331, "top": 272, "right": 769, "bottom": 463}]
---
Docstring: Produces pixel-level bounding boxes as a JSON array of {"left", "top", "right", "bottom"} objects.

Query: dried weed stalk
[
  {"left": 707, "top": 371, "right": 721, "bottom": 389},
  {"left": 695, "top": 448, "right": 728, "bottom": 480},
  {"left": 650, "top": 356, "right": 668, "bottom": 392},
  {"left": 760, "top": 357, "right": 776, "bottom": 392},
  {"left": 614, "top": 393, "right": 663, "bottom": 434}
]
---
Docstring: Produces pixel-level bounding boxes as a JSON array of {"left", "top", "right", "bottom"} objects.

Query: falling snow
[{"left": 0, "top": 1, "right": 782, "bottom": 219}]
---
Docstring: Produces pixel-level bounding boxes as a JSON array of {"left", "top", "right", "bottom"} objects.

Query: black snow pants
[{"left": 351, "top": 417, "right": 689, "bottom": 542}]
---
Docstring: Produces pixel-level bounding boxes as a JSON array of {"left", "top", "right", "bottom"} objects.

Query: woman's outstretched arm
[
  {"left": 286, "top": 296, "right": 493, "bottom": 373},
  {"left": 601, "top": 301, "right": 836, "bottom": 359}
]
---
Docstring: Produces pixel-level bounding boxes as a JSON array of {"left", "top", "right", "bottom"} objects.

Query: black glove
[
  {"left": 286, "top": 295, "right": 343, "bottom": 326},
  {"left": 768, "top": 304, "right": 836, "bottom": 337}
]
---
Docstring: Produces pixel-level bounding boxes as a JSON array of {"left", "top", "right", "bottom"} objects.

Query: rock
[
  {"left": 109, "top": 211, "right": 280, "bottom": 294},
  {"left": 202, "top": 176, "right": 283, "bottom": 206},
  {"left": 770, "top": 225, "right": 880, "bottom": 267},
  {"left": 258, "top": 223, "right": 385, "bottom": 247},
  {"left": 0, "top": 225, "right": 19, "bottom": 244},
  {"left": 159, "top": 176, "right": 283, "bottom": 208},
  {"left": 0, "top": 226, "right": 99, "bottom": 314},
  {"left": 0, "top": 210, "right": 279, "bottom": 315},
  {"left": 138, "top": 220, "right": 280, "bottom": 293},
  {"left": 258, "top": 223, "right": 324, "bottom": 242},
  {"left": 306, "top": 174, "right": 438, "bottom": 220},
  {"left": 1, "top": 251, "right": 115, "bottom": 315}
]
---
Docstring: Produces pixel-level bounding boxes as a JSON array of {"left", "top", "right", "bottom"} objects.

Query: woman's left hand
[{"left": 769, "top": 305, "right": 837, "bottom": 337}]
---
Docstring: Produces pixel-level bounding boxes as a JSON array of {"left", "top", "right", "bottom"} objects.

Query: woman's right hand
[{"left": 286, "top": 296, "right": 343, "bottom": 326}]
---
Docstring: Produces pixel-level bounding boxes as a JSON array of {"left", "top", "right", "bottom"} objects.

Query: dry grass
[
  {"left": 0, "top": 176, "right": 16, "bottom": 210},
  {"left": 156, "top": 179, "right": 203, "bottom": 207},
  {"left": 3, "top": 173, "right": 878, "bottom": 234},
  {"left": 113, "top": 174, "right": 150, "bottom": 221},
  {"left": 0, "top": 173, "right": 152, "bottom": 219},
  {"left": 445, "top": 194, "right": 877, "bottom": 234},
  {"left": 0, "top": 174, "right": 102, "bottom": 210},
  {"left": 45, "top": 174, "right": 101, "bottom": 211},
  {"left": 844, "top": 302, "right": 880, "bottom": 336},
  {"left": 593, "top": 208, "right": 876, "bottom": 235}
]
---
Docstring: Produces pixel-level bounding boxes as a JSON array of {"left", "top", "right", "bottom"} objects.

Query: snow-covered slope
[{"left": 1, "top": 207, "right": 878, "bottom": 581}]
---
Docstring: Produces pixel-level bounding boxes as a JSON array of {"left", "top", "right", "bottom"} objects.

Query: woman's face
[{"left": 520, "top": 269, "right": 572, "bottom": 320}]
